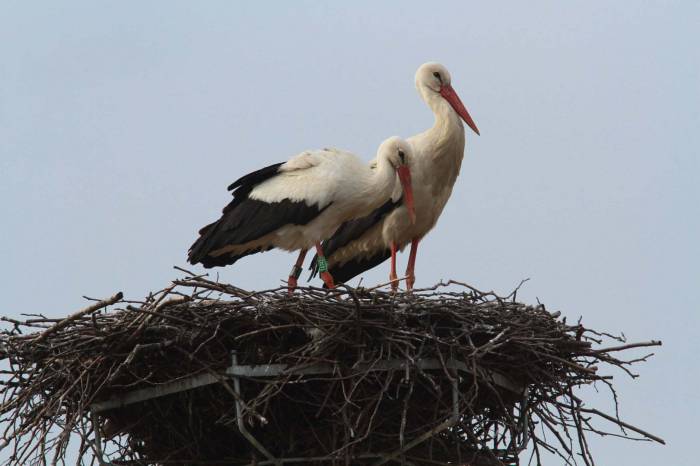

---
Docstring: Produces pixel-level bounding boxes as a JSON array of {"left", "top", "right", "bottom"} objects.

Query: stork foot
[
  {"left": 406, "top": 274, "right": 416, "bottom": 292},
  {"left": 405, "top": 239, "right": 419, "bottom": 293},
  {"left": 320, "top": 271, "right": 335, "bottom": 289},
  {"left": 287, "top": 263, "right": 304, "bottom": 295},
  {"left": 389, "top": 272, "right": 399, "bottom": 292},
  {"left": 389, "top": 242, "right": 399, "bottom": 292},
  {"left": 287, "top": 275, "right": 298, "bottom": 295}
]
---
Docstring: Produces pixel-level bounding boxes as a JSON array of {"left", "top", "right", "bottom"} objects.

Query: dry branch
[{"left": 0, "top": 275, "right": 663, "bottom": 465}]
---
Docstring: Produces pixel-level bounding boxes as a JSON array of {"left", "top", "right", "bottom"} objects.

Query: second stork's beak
[
  {"left": 397, "top": 165, "right": 416, "bottom": 224},
  {"left": 439, "top": 84, "right": 480, "bottom": 136}
]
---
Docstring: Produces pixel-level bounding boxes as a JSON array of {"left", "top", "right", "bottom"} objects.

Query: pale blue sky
[{"left": 1, "top": 1, "right": 698, "bottom": 464}]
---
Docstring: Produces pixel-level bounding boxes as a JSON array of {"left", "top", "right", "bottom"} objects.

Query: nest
[{"left": 0, "top": 273, "right": 663, "bottom": 466}]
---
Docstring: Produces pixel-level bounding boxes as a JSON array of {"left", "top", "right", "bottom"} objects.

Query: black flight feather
[
  {"left": 309, "top": 197, "right": 402, "bottom": 281},
  {"left": 188, "top": 162, "right": 329, "bottom": 268},
  {"left": 227, "top": 162, "right": 284, "bottom": 193},
  {"left": 319, "top": 248, "right": 392, "bottom": 288}
]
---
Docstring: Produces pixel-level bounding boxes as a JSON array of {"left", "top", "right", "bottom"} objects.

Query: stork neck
[
  {"left": 426, "top": 93, "right": 464, "bottom": 141},
  {"left": 372, "top": 156, "right": 399, "bottom": 200}
]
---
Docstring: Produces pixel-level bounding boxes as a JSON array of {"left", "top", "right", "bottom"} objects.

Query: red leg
[
  {"left": 287, "top": 249, "right": 308, "bottom": 295},
  {"left": 389, "top": 242, "right": 399, "bottom": 291},
  {"left": 405, "top": 238, "right": 419, "bottom": 291},
  {"left": 314, "top": 242, "right": 335, "bottom": 289}
]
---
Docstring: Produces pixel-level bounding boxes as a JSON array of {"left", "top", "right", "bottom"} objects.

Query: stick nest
[{"left": 0, "top": 274, "right": 663, "bottom": 466}]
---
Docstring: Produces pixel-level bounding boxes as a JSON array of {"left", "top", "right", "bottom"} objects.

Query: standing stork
[
  {"left": 311, "top": 62, "right": 480, "bottom": 290},
  {"left": 187, "top": 137, "right": 415, "bottom": 292}
]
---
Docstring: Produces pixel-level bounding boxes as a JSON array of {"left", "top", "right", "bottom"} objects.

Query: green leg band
[{"left": 317, "top": 256, "right": 329, "bottom": 273}]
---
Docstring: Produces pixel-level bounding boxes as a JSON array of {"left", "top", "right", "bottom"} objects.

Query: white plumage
[
  {"left": 318, "top": 62, "right": 480, "bottom": 290},
  {"left": 245, "top": 144, "right": 408, "bottom": 251},
  {"left": 188, "top": 136, "right": 415, "bottom": 290}
]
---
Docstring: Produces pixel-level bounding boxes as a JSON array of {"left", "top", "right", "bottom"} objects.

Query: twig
[{"left": 34, "top": 292, "right": 123, "bottom": 344}]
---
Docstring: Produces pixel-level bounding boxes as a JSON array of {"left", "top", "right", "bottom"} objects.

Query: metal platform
[{"left": 89, "top": 352, "right": 529, "bottom": 466}]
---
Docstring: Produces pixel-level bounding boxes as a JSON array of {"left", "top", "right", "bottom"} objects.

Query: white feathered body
[
  {"left": 213, "top": 148, "right": 400, "bottom": 257},
  {"left": 327, "top": 100, "right": 466, "bottom": 268}
]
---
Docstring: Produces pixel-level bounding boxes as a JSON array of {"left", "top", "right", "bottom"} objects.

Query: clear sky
[{"left": 1, "top": 1, "right": 697, "bottom": 464}]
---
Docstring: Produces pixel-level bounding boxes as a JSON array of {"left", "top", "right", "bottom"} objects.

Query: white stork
[
  {"left": 311, "top": 62, "right": 479, "bottom": 290},
  {"left": 188, "top": 136, "right": 416, "bottom": 291}
]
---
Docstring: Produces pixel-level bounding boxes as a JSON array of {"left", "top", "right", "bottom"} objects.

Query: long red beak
[
  {"left": 397, "top": 165, "right": 416, "bottom": 224},
  {"left": 439, "top": 84, "right": 480, "bottom": 136}
]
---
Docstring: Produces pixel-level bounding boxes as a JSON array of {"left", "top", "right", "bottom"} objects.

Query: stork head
[
  {"left": 378, "top": 136, "right": 416, "bottom": 225},
  {"left": 415, "top": 62, "right": 480, "bottom": 136}
]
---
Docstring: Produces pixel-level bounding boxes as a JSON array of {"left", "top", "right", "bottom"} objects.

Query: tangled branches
[{"left": 0, "top": 273, "right": 663, "bottom": 465}]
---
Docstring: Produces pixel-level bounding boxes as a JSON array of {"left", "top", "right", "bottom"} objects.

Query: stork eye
[
  {"left": 398, "top": 149, "right": 405, "bottom": 162},
  {"left": 433, "top": 71, "right": 442, "bottom": 82}
]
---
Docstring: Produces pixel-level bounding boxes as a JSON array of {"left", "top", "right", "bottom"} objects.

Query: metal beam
[
  {"left": 226, "top": 358, "right": 522, "bottom": 394},
  {"left": 91, "top": 372, "right": 220, "bottom": 413},
  {"left": 91, "top": 358, "right": 522, "bottom": 413}
]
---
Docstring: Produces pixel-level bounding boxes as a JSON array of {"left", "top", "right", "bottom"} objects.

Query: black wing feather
[
  {"left": 188, "top": 162, "right": 328, "bottom": 268},
  {"left": 227, "top": 162, "right": 284, "bottom": 193},
  {"left": 309, "top": 198, "right": 401, "bottom": 280},
  {"left": 320, "top": 248, "right": 392, "bottom": 288}
]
